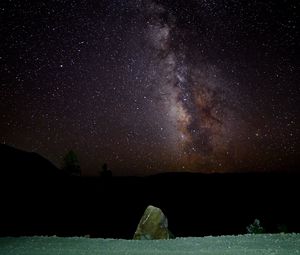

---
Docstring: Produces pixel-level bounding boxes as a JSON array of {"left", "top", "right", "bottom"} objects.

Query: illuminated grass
[{"left": 0, "top": 234, "right": 299, "bottom": 255}]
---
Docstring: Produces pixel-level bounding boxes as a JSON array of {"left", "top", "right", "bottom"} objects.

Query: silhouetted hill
[
  {"left": 0, "top": 144, "right": 299, "bottom": 238},
  {"left": 0, "top": 144, "right": 66, "bottom": 178}
]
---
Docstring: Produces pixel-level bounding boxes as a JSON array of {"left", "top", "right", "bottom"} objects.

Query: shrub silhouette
[{"left": 247, "top": 219, "right": 265, "bottom": 234}]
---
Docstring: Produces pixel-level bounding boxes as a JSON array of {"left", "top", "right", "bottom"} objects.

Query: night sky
[{"left": 1, "top": 0, "right": 298, "bottom": 176}]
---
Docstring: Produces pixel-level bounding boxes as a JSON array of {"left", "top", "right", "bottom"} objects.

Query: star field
[{"left": 0, "top": 0, "right": 298, "bottom": 175}]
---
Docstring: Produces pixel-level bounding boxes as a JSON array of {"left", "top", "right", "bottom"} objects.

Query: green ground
[{"left": 0, "top": 234, "right": 299, "bottom": 255}]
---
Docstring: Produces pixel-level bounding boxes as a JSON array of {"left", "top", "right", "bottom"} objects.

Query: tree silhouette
[
  {"left": 62, "top": 150, "right": 81, "bottom": 176},
  {"left": 100, "top": 163, "right": 112, "bottom": 178}
]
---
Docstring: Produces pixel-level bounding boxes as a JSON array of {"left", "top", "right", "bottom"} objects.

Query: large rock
[{"left": 133, "top": 205, "right": 173, "bottom": 240}]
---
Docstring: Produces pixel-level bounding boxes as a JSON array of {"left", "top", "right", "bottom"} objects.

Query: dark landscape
[{"left": 1, "top": 144, "right": 299, "bottom": 239}]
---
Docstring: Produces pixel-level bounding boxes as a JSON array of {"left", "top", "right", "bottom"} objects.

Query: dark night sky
[{"left": 0, "top": 0, "right": 299, "bottom": 175}]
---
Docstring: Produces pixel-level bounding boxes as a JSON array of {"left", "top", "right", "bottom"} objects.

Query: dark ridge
[
  {"left": 0, "top": 144, "right": 299, "bottom": 238},
  {"left": 0, "top": 144, "right": 67, "bottom": 178}
]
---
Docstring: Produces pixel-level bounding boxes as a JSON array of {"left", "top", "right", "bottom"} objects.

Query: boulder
[{"left": 133, "top": 205, "right": 173, "bottom": 240}]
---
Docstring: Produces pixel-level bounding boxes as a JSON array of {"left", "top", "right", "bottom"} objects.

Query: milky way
[
  {"left": 0, "top": 0, "right": 298, "bottom": 175},
  {"left": 143, "top": 1, "right": 238, "bottom": 170}
]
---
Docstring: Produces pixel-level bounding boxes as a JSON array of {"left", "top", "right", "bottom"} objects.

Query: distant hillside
[
  {"left": 0, "top": 146, "right": 299, "bottom": 237},
  {"left": 0, "top": 144, "right": 66, "bottom": 178}
]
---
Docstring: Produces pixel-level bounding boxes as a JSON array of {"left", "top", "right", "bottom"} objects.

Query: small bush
[{"left": 247, "top": 219, "right": 265, "bottom": 234}]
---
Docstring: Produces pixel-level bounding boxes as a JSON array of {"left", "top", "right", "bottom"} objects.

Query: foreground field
[{"left": 0, "top": 234, "right": 299, "bottom": 255}]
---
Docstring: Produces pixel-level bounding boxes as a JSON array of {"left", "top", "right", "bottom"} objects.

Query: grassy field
[{"left": 0, "top": 234, "right": 299, "bottom": 255}]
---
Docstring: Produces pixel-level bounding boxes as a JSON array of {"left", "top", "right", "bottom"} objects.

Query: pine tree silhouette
[
  {"left": 62, "top": 150, "right": 81, "bottom": 176},
  {"left": 100, "top": 163, "right": 112, "bottom": 178}
]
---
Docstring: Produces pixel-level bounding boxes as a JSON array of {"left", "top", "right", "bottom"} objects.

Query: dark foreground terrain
[{"left": 1, "top": 144, "right": 299, "bottom": 238}]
